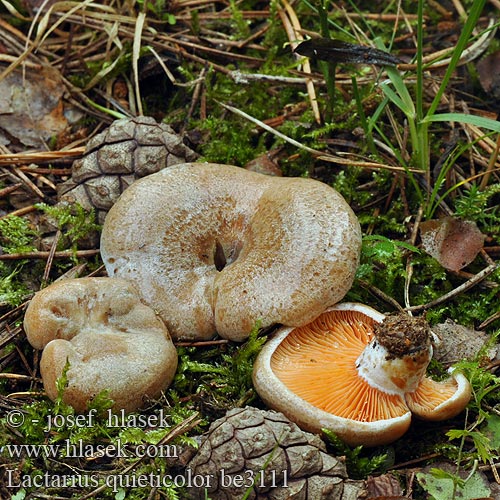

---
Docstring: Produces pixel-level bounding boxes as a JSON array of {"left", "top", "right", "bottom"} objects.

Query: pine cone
[
  {"left": 58, "top": 116, "right": 198, "bottom": 223},
  {"left": 185, "top": 407, "right": 366, "bottom": 500}
]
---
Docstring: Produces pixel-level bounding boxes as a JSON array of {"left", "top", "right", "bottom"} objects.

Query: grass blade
[{"left": 422, "top": 113, "right": 500, "bottom": 133}]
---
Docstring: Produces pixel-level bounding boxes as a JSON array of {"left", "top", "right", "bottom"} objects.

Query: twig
[
  {"left": 318, "top": 154, "right": 423, "bottom": 173},
  {"left": 405, "top": 206, "right": 423, "bottom": 310},
  {"left": 406, "top": 263, "right": 498, "bottom": 313},
  {"left": 391, "top": 452, "right": 442, "bottom": 469},
  {"left": 278, "top": 0, "right": 321, "bottom": 124},
  {"left": 0, "top": 205, "right": 38, "bottom": 219},
  {"left": 229, "top": 70, "right": 322, "bottom": 85},
  {"left": 12, "top": 166, "right": 46, "bottom": 200},
  {"left": 42, "top": 230, "right": 62, "bottom": 285},
  {"left": 484, "top": 246, "right": 500, "bottom": 256},
  {"left": 358, "top": 279, "right": 404, "bottom": 312},
  {"left": 132, "top": 12, "right": 146, "bottom": 116},
  {"left": 479, "top": 133, "right": 500, "bottom": 190},
  {"left": 450, "top": 0, "right": 467, "bottom": 20},
  {"left": 480, "top": 247, "right": 497, "bottom": 267},
  {"left": 0, "top": 249, "right": 100, "bottom": 260},
  {"left": 184, "top": 65, "right": 208, "bottom": 129},
  {"left": 0, "top": 183, "right": 23, "bottom": 197},
  {"left": 452, "top": 269, "right": 498, "bottom": 289},
  {"left": 175, "top": 339, "right": 229, "bottom": 347},
  {"left": 219, "top": 100, "right": 426, "bottom": 174},
  {"left": 479, "top": 311, "right": 500, "bottom": 330},
  {"left": 0, "top": 373, "right": 41, "bottom": 381},
  {"left": 217, "top": 100, "right": 322, "bottom": 156},
  {"left": 0, "top": 148, "right": 85, "bottom": 165},
  {"left": 175, "top": 10, "right": 271, "bottom": 21}
]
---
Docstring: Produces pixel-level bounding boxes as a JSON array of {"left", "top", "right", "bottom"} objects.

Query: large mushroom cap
[
  {"left": 24, "top": 277, "right": 178, "bottom": 412},
  {"left": 253, "top": 303, "right": 471, "bottom": 447},
  {"left": 101, "top": 163, "right": 361, "bottom": 342}
]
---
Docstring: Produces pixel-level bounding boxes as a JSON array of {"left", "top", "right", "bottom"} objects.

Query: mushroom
[
  {"left": 24, "top": 277, "right": 178, "bottom": 412},
  {"left": 100, "top": 162, "right": 361, "bottom": 342},
  {"left": 253, "top": 303, "right": 471, "bottom": 447}
]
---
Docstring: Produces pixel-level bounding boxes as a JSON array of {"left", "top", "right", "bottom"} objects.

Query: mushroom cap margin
[{"left": 405, "top": 369, "right": 471, "bottom": 421}]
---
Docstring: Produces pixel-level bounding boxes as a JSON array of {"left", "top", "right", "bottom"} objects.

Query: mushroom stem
[
  {"left": 356, "top": 338, "right": 432, "bottom": 396},
  {"left": 356, "top": 312, "right": 433, "bottom": 396}
]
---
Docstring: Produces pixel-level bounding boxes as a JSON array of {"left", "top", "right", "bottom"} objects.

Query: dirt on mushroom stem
[{"left": 373, "top": 312, "right": 432, "bottom": 360}]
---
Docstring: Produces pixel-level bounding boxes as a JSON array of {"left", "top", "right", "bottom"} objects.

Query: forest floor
[{"left": 1, "top": 0, "right": 500, "bottom": 498}]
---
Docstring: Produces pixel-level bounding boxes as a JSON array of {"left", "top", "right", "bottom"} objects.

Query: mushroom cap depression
[
  {"left": 24, "top": 277, "right": 178, "bottom": 412},
  {"left": 253, "top": 303, "right": 471, "bottom": 447},
  {"left": 100, "top": 163, "right": 362, "bottom": 342}
]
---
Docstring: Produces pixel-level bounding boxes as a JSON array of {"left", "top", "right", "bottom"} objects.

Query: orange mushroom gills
[{"left": 253, "top": 303, "right": 471, "bottom": 446}]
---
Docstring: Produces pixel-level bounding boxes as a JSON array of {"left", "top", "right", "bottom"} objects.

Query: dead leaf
[
  {"left": 477, "top": 50, "right": 500, "bottom": 100},
  {"left": 419, "top": 461, "right": 492, "bottom": 500},
  {"left": 0, "top": 64, "right": 73, "bottom": 151},
  {"left": 244, "top": 149, "right": 283, "bottom": 176},
  {"left": 432, "top": 319, "right": 498, "bottom": 365},
  {"left": 366, "top": 473, "right": 406, "bottom": 500},
  {"left": 419, "top": 217, "right": 485, "bottom": 272}
]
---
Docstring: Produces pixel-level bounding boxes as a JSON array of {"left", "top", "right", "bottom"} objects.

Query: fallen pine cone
[
  {"left": 185, "top": 407, "right": 366, "bottom": 500},
  {"left": 58, "top": 116, "right": 198, "bottom": 223}
]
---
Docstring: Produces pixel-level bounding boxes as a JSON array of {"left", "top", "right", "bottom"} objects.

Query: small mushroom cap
[
  {"left": 253, "top": 303, "right": 471, "bottom": 447},
  {"left": 406, "top": 369, "right": 471, "bottom": 421},
  {"left": 24, "top": 277, "right": 178, "bottom": 412},
  {"left": 101, "top": 163, "right": 361, "bottom": 341}
]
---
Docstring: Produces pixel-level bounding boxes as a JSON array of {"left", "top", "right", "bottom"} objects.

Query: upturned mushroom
[
  {"left": 100, "top": 162, "right": 362, "bottom": 342},
  {"left": 24, "top": 277, "right": 178, "bottom": 412},
  {"left": 253, "top": 303, "right": 471, "bottom": 447}
]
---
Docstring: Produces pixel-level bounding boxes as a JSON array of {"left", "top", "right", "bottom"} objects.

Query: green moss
[
  {"left": 196, "top": 115, "right": 264, "bottom": 165},
  {"left": 174, "top": 323, "right": 266, "bottom": 416},
  {"left": 36, "top": 203, "right": 100, "bottom": 252},
  {"left": 0, "top": 216, "right": 39, "bottom": 306},
  {"left": 454, "top": 183, "right": 500, "bottom": 240},
  {"left": 0, "top": 263, "right": 32, "bottom": 306},
  {"left": 191, "top": 65, "right": 312, "bottom": 165},
  {"left": 322, "top": 428, "right": 389, "bottom": 479},
  {"left": 0, "top": 216, "right": 37, "bottom": 254},
  {"left": 1, "top": 366, "right": 200, "bottom": 499},
  {"left": 136, "top": 0, "right": 177, "bottom": 24}
]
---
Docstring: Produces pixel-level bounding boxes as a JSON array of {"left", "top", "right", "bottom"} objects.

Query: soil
[{"left": 373, "top": 312, "right": 431, "bottom": 359}]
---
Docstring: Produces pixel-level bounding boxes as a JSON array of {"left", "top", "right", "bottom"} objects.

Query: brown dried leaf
[
  {"left": 432, "top": 319, "right": 498, "bottom": 365},
  {"left": 366, "top": 474, "right": 405, "bottom": 500},
  {"left": 244, "top": 149, "right": 283, "bottom": 176},
  {"left": 0, "top": 65, "right": 73, "bottom": 151},
  {"left": 419, "top": 217, "right": 485, "bottom": 272},
  {"left": 476, "top": 50, "right": 500, "bottom": 100}
]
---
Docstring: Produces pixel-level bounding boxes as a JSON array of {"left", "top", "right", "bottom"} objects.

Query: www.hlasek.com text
[{"left": 1, "top": 439, "right": 178, "bottom": 460}]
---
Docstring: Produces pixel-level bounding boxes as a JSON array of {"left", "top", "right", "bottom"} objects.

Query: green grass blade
[
  {"left": 379, "top": 81, "right": 412, "bottom": 116},
  {"left": 426, "top": 0, "right": 487, "bottom": 118},
  {"left": 422, "top": 113, "right": 500, "bottom": 133}
]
